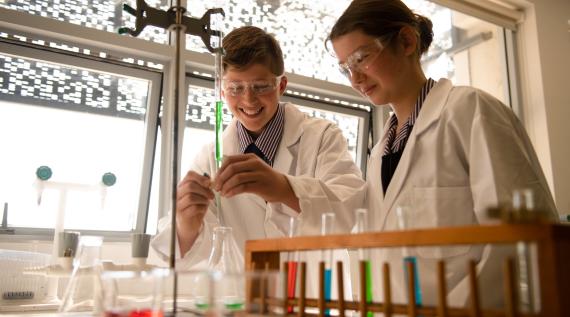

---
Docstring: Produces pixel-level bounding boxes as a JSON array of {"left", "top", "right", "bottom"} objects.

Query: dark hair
[
  {"left": 327, "top": 0, "right": 433, "bottom": 56},
  {"left": 222, "top": 26, "right": 284, "bottom": 76}
]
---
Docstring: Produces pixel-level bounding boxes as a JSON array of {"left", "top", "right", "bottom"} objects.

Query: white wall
[{"left": 516, "top": 0, "right": 570, "bottom": 215}]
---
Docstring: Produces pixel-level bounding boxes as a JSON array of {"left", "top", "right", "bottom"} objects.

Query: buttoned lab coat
[
  {"left": 152, "top": 102, "right": 366, "bottom": 297},
  {"left": 364, "top": 79, "right": 558, "bottom": 308}
]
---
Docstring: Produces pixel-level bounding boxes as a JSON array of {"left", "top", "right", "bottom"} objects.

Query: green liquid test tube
[{"left": 356, "top": 209, "right": 373, "bottom": 317}]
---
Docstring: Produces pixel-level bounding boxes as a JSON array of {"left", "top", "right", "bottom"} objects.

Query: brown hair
[
  {"left": 327, "top": 0, "right": 433, "bottom": 56},
  {"left": 222, "top": 26, "right": 284, "bottom": 76}
]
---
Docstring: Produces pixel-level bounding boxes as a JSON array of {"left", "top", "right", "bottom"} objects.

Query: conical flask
[
  {"left": 195, "top": 226, "right": 244, "bottom": 311},
  {"left": 207, "top": 226, "right": 243, "bottom": 274},
  {"left": 59, "top": 235, "right": 104, "bottom": 313}
]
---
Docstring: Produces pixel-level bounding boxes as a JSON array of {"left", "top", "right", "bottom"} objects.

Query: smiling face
[
  {"left": 223, "top": 63, "right": 287, "bottom": 137},
  {"left": 332, "top": 29, "right": 410, "bottom": 106}
]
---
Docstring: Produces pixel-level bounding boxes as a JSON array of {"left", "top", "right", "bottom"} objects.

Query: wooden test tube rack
[{"left": 245, "top": 224, "right": 570, "bottom": 317}]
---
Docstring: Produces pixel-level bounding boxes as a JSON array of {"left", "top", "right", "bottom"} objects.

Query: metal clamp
[{"left": 118, "top": 0, "right": 224, "bottom": 53}]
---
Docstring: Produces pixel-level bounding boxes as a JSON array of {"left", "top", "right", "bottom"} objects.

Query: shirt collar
[
  {"left": 236, "top": 103, "right": 285, "bottom": 164},
  {"left": 383, "top": 78, "right": 436, "bottom": 155}
]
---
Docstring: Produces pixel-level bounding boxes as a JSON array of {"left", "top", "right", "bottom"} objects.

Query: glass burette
[{"left": 213, "top": 20, "right": 225, "bottom": 226}]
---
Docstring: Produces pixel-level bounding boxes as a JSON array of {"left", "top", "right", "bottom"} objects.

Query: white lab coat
[
  {"left": 152, "top": 102, "right": 366, "bottom": 296},
  {"left": 364, "top": 79, "right": 557, "bottom": 308}
]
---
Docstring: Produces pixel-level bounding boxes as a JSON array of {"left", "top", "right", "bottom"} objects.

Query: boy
[{"left": 151, "top": 26, "right": 365, "bottom": 269}]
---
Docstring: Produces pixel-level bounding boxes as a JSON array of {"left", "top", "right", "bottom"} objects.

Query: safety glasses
[
  {"left": 338, "top": 34, "right": 394, "bottom": 79},
  {"left": 222, "top": 76, "right": 283, "bottom": 97}
]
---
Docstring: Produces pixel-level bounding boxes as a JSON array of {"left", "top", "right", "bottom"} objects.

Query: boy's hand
[
  {"left": 214, "top": 154, "right": 300, "bottom": 212},
  {"left": 176, "top": 171, "right": 214, "bottom": 253}
]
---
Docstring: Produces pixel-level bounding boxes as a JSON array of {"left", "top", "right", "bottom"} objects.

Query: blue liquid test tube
[
  {"left": 321, "top": 213, "right": 335, "bottom": 316},
  {"left": 396, "top": 206, "right": 423, "bottom": 308}
]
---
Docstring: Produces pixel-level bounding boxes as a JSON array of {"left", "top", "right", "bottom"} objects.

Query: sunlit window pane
[
  {"left": 185, "top": 0, "right": 351, "bottom": 84},
  {"left": 407, "top": 0, "right": 508, "bottom": 103},
  {"left": 0, "top": 53, "right": 151, "bottom": 231},
  {"left": 0, "top": 0, "right": 169, "bottom": 44},
  {"left": 181, "top": 0, "right": 508, "bottom": 105}
]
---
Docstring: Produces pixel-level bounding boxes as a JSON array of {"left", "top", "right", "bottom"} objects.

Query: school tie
[{"left": 244, "top": 143, "right": 270, "bottom": 165}]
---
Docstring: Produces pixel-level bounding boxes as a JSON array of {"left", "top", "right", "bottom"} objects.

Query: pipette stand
[
  {"left": 118, "top": 2, "right": 224, "bottom": 314},
  {"left": 246, "top": 223, "right": 570, "bottom": 317}
]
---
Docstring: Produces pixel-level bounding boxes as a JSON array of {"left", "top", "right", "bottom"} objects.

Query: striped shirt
[
  {"left": 382, "top": 78, "right": 436, "bottom": 155},
  {"left": 237, "top": 103, "right": 285, "bottom": 166}
]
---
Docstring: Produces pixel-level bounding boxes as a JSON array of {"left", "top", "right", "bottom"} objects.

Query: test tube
[
  {"left": 355, "top": 209, "right": 373, "bottom": 317},
  {"left": 321, "top": 213, "right": 335, "bottom": 316},
  {"left": 395, "top": 206, "right": 423, "bottom": 308},
  {"left": 513, "top": 189, "right": 536, "bottom": 313},
  {"left": 287, "top": 217, "right": 300, "bottom": 313}
]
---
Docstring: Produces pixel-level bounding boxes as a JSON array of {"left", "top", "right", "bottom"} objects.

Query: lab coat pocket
[{"left": 412, "top": 186, "right": 474, "bottom": 258}]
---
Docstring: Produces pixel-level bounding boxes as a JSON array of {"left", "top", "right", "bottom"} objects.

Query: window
[
  {"left": 0, "top": 39, "right": 161, "bottom": 234},
  {"left": 409, "top": 1, "right": 510, "bottom": 104}
]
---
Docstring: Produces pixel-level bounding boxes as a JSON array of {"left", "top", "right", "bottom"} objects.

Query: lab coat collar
[
  {"left": 272, "top": 102, "right": 304, "bottom": 169},
  {"left": 223, "top": 102, "right": 303, "bottom": 156},
  {"left": 223, "top": 119, "right": 240, "bottom": 156},
  {"left": 413, "top": 78, "right": 453, "bottom": 136},
  {"left": 378, "top": 78, "right": 452, "bottom": 229}
]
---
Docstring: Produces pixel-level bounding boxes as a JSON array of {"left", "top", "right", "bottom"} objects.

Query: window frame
[{"left": 0, "top": 32, "right": 162, "bottom": 241}]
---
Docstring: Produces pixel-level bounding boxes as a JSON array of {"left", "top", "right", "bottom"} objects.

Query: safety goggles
[
  {"left": 222, "top": 76, "right": 283, "bottom": 97},
  {"left": 338, "top": 35, "right": 393, "bottom": 79}
]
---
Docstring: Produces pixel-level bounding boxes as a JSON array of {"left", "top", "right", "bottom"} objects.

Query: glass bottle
[{"left": 58, "top": 235, "right": 104, "bottom": 313}]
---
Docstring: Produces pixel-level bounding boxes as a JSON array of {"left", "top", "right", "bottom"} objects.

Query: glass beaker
[
  {"left": 99, "top": 268, "right": 167, "bottom": 317},
  {"left": 178, "top": 269, "right": 282, "bottom": 315},
  {"left": 59, "top": 235, "right": 104, "bottom": 313}
]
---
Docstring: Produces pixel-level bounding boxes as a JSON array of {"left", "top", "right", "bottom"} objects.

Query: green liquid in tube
[
  {"left": 195, "top": 302, "right": 244, "bottom": 310},
  {"left": 215, "top": 100, "right": 224, "bottom": 168},
  {"left": 365, "top": 260, "right": 373, "bottom": 317}
]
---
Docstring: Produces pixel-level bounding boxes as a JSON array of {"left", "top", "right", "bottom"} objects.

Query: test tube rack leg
[{"left": 245, "top": 223, "right": 570, "bottom": 317}]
